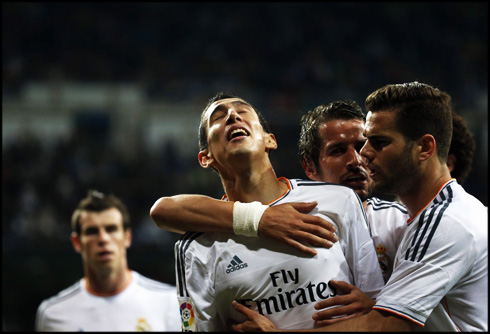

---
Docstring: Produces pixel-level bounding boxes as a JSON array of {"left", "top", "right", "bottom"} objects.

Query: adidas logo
[{"left": 226, "top": 255, "right": 248, "bottom": 274}]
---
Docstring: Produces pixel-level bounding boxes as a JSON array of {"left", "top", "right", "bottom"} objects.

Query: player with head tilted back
[
  {"left": 153, "top": 93, "right": 384, "bottom": 331},
  {"left": 151, "top": 97, "right": 480, "bottom": 328}
]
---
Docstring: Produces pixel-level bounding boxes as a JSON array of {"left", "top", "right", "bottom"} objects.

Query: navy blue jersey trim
[
  {"left": 176, "top": 232, "right": 202, "bottom": 297},
  {"left": 409, "top": 207, "right": 437, "bottom": 261},
  {"left": 373, "top": 305, "right": 423, "bottom": 325},
  {"left": 367, "top": 198, "right": 408, "bottom": 214},
  {"left": 405, "top": 186, "right": 453, "bottom": 262},
  {"left": 295, "top": 180, "right": 351, "bottom": 189},
  {"left": 418, "top": 188, "right": 453, "bottom": 261},
  {"left": 406, "top": 209, "right": 426, "bottom": 261}
]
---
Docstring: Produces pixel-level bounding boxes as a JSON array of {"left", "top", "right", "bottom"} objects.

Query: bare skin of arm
[
  {"left": 150, "top": 195, "right": 338, "bottom": 255},
  {"left": 312, "top": 280, "right": 376, "bottom": 326},
  {"left": 231, "top": 300, "right": 414, "bottom": 332}
]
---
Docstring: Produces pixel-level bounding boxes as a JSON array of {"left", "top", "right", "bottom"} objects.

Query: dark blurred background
[{"left": 2, "top": 3, "right": 487, "bottom": 331}]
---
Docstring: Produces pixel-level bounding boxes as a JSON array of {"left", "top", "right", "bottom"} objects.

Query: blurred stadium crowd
[{"left": 2, "top": 2, "right": 487, "bottom": 331}]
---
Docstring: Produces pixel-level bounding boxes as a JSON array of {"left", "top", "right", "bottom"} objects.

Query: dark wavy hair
[{"left": 449, "top": 111, "right": 475, "bottom": 184}]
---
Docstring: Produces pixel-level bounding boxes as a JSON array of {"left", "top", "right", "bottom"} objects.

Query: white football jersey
[
  {"left": 373, "top": 179, "right": 488, "bottom": 331},
  {"left": 35, "top": 271, "right": 181, "bottom": 332},
  {"left": 365, "top": 197, "right": 408, "bottom": 282},
  {"left": 175, "top": 178, "right": 384, "bottom": 331}
]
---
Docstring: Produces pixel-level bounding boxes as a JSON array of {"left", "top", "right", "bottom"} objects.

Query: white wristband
[{"left": 232, "top": 201, "right": 268, "bottom": 237}]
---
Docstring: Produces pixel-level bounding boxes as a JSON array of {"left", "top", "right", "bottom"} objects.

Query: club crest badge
[
  {"left": 376, "top": 243, "right": 392, "bottom": 278},
  {"left": 135, "top": 318, "right": 151, "bottom": 332}
]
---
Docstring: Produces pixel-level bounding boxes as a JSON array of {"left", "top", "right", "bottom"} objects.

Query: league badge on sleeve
[{"left": 178, "top": 297, "right": 196, "bottom": 331}]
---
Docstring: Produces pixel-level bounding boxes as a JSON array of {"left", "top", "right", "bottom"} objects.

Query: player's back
[{"left": 175, "top": 178, "right": 384, "bottom": 331}]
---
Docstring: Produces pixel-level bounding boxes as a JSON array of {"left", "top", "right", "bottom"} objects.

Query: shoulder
[
  {"left": 133, "top": 271, "right": 177, "bottom": 293},
  {"left": 285, "top": 178, "right": 360, "bottom": 204},
  {"left": 367, "top": 197, "right": 408, "bottom": 214},
  {"left": 289, "top": 178, "right": 354, "bottom": 193},
  {"left": 418, "top": 181, "right": 486, "bottom": 235},
  {"left": 36, "top": 280, "right": 82, "bottom": 324}
]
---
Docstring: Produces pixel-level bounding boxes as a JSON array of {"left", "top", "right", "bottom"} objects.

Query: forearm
[
  {"left": 150, "top": 195, "right": 234, "bottom": 233},
  {"left": 308, "top": 310, "right": 413, "bottom": 332}
]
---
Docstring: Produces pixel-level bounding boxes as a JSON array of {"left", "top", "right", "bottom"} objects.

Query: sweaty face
[
  {"left": 199, "top": 98, "right": 275, "bottom": 170},
  {"left": 73, "top": 208, "right": 131, "bottom": 274},
  {"left": 360, "top": 111, "right": 421, "bottom": 196},
  {"left": 306, "top": 119, "right": 371, "bottom": 201}
]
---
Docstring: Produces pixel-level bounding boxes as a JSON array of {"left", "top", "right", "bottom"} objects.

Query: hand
[
  {"left": 312, "top": 280, "right": 376, "bottom": 326},
  {"left": 231, "top": 300, "right": 278, "bottom": 332},
  {"left": 258, "top": 202, "right": 338, "bottom": 256}
]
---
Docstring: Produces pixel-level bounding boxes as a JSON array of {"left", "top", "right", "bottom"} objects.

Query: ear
[
  {"left": 124, "top": 228, "right": 132, "bottom": 249},
  {"left": 265, "top": 133, "right": 278, "bottom": 151},
  {"left": 302, "top": 159, "right": 319, "bottom": 180},
  {"left": 198, "top": 149, "right": 214, "bottom": 168},
  {"left": 418, "top": 134, "right": 436, "bottom": 162},
  {"left": 446, "top": 153, "right": 456, "bottom": 173},
  {"left": 71, "top": 232, "right": 82, "bottom": 254}
]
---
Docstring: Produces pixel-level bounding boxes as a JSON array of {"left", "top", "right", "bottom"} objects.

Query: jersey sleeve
[
  {"left": 175, "top": 232, "right": 221, "bottom": 332},
  {"left": 341, "top": 192, "right": 385, "bottom": 298},
  {"left": 373, "top": 213, "right": 478, "bottom": 326},
  {"left": 35, "top": 301, "right": 48, "bottom": 331}
]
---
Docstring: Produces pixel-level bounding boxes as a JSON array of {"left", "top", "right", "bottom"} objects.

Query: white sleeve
[
  {"left": 341, "top": 192, "right": 385, "bottom": 298},
  {"left": 175, "top": 233, "right": 221, "bottom": 332},
  {"left": 374, "top": 215, "right": 477, "bottom": 325},
  {"left": 35, "top": 302, "right": 47, "bottom": 332}
]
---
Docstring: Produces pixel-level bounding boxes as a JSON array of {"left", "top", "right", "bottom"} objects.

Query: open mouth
[
  {"left": 343, "top": 172, "right": 369, "bottom": 188},
  {"left": 97, "top": 251, "right": 112, "bottom": 259},
  {"left": 227, "top": 128, "right": 249, "bottom": 141},
  {"left": 346, "top": 175, "right": 367, "bottom": 182}
]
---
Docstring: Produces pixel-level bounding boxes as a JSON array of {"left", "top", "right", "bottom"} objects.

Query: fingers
[
  {"left": 259, "top": 203, "right": 339, "bottom": 255},
  {"left": 283, "top": 238, "right": 318, "bottom": 256},
  {"left": 313, "top": 304, "right": 352, "bottom": 320},
  {"left": 314, "top": 295, "right": 351, "bottom": 311},
  {"left": 232, "top": 300, "right": 256, "bottom": 319},
  {"left": 328, "top": 279, "right": 355, "bottom": 293},
  {"left": 314, "top": 312, "right": 361, "bottom": 327},
  {"left": 287, "top": 201, "right": 318, "bottom": 213},
  {"left": 231, "top": 323, "right": 244, "bottom": 332},
  {"left": 300, "top": 212, "right": 337, "bottom": 233},
  {"left": 288, "top": 231, "right": 335, "bottom": 250}
]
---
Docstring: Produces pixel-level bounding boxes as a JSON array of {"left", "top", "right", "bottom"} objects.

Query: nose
[
  {"left": 226, "top": 109, "right": 242, "bottom": 124},
  {"left": 97, "top": 229, "right": 110, "bottom": 244},
  {"left": 360, "top": 141, "right": 374, "bottom": 163},
  {"left": 346, "top": 147, "right": 365, "bottom": 169}
]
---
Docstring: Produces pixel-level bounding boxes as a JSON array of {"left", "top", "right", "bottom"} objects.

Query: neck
[
  {"left": 220, "top": 158, "right": 288, "bottom": 204},
  {"left": 398, "top": 162, "right": 452, "bottom": 218},
  {"left": 85, "top": 265, "right": 132, "bottom": 296}
]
